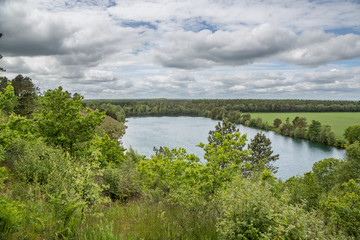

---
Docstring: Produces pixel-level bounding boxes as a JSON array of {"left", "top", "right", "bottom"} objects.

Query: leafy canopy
[{"left": 34, "top": 86, "right": 105, "bottom": 154}]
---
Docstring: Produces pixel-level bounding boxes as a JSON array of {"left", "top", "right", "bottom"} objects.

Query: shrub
[
  {"left": 102, "top": 165, "right": 141, "bottom": 201},
  {"left": 217, "top": 177, "right": 335, "bottom": 239},
  {"left": 12, "top": 138, "right": 64, "bottom": 184},
  {"left": 89, "top": 134, "right": 126, "bottom": 167},
  {"left": 321, "top": 179, "right": 360, "bottom": 238}
]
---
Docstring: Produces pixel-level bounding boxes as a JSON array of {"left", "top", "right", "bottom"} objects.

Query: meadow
[{"left": 250, "top": 112, "right": 360, "bottom": 139}]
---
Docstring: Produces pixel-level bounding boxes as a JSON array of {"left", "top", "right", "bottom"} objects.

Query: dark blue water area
[{"left": 121, "top": 116, "right": 346, "bottom": 180}]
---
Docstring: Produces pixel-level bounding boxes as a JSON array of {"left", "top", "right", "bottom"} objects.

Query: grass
[
  {"left": 79, "top": 200, "right": 218, "bottom": 240},
  {"left": 249, "top": 112, "right": 360, "bottom": 139}
]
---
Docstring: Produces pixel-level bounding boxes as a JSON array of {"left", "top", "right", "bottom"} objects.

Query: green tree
[
  {"left": 312, "top": 158, "right": 341, "bottom": 192},
  {"left": 285, "top": 172, "right": 322, "bottom": 210},
  {"left": 11, "top": 75, "right": 39, "bottom": 117},
  {"left": 207, "top": 118, "right": 240, "bottom": 148},
  {"left": 246, "top": 132, "right": 279, "bottom": 174},
  {"left": 89, "top": 134, "right": 126, "bottom": 167},
  {"left": 0, "top": 83, "right": 14, "bottom": 110},
  {"left": 34, "top": 86, "right": 105, "bottom": 154},
  {"left": 240, "top": 113, "right": 251, "bottom": 124},
  {"left": 205, "top": 118, "right": 247, "bottom": 169},
  {"left": 200, "top": 130, "right": 250, "bottom": 192},
  {"left": 319, "top": 125, "right": 335, "bottom": 145},
  {"left": 292, "top": 116, "right": 307, "bottom": 129},
  {"left": 280, "top": 117, "right": 292, "bottom": 136},
  {"left": 0, "top": 33, "right": 5, "bottom": 72},
  {"left": 306, "top": 120, "right": 322, "bottom": 142},
  {"left": 346, "top": 141, "right": 360, "bottom": 169},
  {"left": 11, "top": 75, "right": 39, "bottom": 98},
  {"left": 344, "top": 124, "right": 360, "bottom": 144},
  {"left": 322, "top": 179, "right": 360, "bottom": 238},
  {"left": 273, "top": 118, "right": 282, "bottom": 128},
  {"left": 0, "top": 76, "right": 9, "bottom": 90}
]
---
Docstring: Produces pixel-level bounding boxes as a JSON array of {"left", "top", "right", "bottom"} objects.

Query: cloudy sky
[{"left": 0, "top": 0, "right": 360, "bottom": 99}]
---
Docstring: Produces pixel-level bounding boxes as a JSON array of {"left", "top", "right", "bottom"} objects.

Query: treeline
[
  {"left": 86, "top": 99, "right": 360, "bottom": 119},
  {"left": 242, "top": 115, "right": 345, "bottom": 148},
  {"left": 87, "top": 99, "right": 356, "bottom": 148}
]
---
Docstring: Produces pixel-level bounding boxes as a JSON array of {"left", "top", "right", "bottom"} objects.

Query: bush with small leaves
[{"left": 217, "top": 176, "right": 340, "bottom": 240}]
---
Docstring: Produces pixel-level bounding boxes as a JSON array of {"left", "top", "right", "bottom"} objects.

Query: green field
[{"left": 249, "top": 112, "right": 360, "bottom": 139}]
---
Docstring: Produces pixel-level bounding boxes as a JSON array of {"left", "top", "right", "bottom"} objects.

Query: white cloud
[
  {"left": 0, "top": 0, "right": 360, "bottom": 99},
  {"left": 153, "top": 24, "right": 296, "bottom": 69},
  {"left": 279, "top": 32, "right": 360, "bottom": 67}
]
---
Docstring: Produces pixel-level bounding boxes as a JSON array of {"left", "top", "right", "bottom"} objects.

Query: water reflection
[{"left": 122, "top": 116, "right": 346, "bottom": 180}]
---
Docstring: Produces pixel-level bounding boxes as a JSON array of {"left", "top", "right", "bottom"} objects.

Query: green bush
[
  {"left": 102, "top": 165, "right": 141, "bottom": 201},
  {"left": 44, "top": 157, "right": 108, "bottom": 238},
  {"left": 12, "top": 138, "right": 64, "bottom": 184},
  {"left": 322, "top": 179, "right": 360, "bottom": 238},
  {"left": 217, "top": 177, "right": 336, "bottom": 239},
  {"left": 89, "top": 134, "right": 126, "bottom": 167}
]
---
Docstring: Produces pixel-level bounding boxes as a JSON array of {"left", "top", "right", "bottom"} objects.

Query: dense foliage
[
  {"left": 1, "top": 75, "right": 360, "bottom": 238},
  {"left": 87, "top": 98, "right": 359, "bottom": 148},
  {"left": 87, "top": 99, "right": 360, "bottom": 117}
]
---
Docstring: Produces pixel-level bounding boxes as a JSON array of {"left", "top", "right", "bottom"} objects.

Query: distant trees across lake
[
  {"left": 86, "top": 98, "right": 360, "bottom": 148},
  {"left": 86, "top": 99, "right": 360, "bottom": 120}
]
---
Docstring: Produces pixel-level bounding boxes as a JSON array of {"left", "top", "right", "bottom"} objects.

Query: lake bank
[{"left": 122, "top": 116, "right": 346, "bottom": 180}]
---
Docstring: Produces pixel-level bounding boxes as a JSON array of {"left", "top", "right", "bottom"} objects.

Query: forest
[
  {"left": 86, "top": 99, "right": 360, "bottom": 148},
  {"left": 0, "top": 74, "right": 360, "bottom": 239}
]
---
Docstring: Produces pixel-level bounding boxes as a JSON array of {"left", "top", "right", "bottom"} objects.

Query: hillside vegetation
[{"left": 1, "top": 76, "right": 360, "bottom": 239}]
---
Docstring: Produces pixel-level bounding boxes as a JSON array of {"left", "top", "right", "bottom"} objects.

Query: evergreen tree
[
  {"left": 208, "top": 118, "right": 243, "bottom": 150},
  {"left": 0, "top": 33, "right": 5, "bottom": 72},
  {"left": 246, "top": 132, "right": 279, "bottom": 174}
]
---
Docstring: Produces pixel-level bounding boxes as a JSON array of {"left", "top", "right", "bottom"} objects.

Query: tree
[
  {"left": 9, "top": 75, "right": 40, "bottom": 117},
  {"left": 11, "top": 75, "right": 39, "bottom": 97},
  {"left": 344, "top": 124, "right": 360, "bottom": 144},
  {"left": 346, "top": 141, "right": 360, "bottom": 167},
  {"left": 0, "top": 33, "right": 5, "bottom": 72},
  {"left": 312, "top": 158, "right": 340, "bottom": 192},
  {"left": 280, "top": 117, "right": 292, "bottom": 136},
  {"left": 322, "top": 179, "right": 360, "bottom": 238},
  {"left": 0, "top": 83, "right": 14, "bottom": 110},
  {"left": 207, "top": 118, "right": 243, "bottom": 150},
  {"left": 292, "top": 116, "right": 307, "bottom": 129},
  {"left": 273, "top": 118, "right": 282, "bottom": 128},
  {"left": 246, "top": 132, "right": 279, "bottom": 174},
  {"left": 306, "top": 120, "right": 322, "bottom": 141},
  {"left": 89, "top": 134, "right": 126, "bottom": 167},
  {"left": 34, "top": 86, "right": 105, "bottom": 154},
  {"left": 0, "top": 77, "right": 9, "bottom": 90},
  {"left": 240, "top": 113, "right": 251, "bottom": 124},
  {"left": 200, "top": 130, "right": 250, "bottom": 192},
  {"left": 319, "top": 125, "right": 335, "bottom": 145}
]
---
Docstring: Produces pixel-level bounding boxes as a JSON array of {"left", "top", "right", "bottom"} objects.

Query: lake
[{"left": 122, "top": 116, "right": 346, "bottom": 180}]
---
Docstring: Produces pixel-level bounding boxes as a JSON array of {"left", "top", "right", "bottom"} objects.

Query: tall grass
[{"left": 78, "top": 200, "right": 218, "bottom": 240}]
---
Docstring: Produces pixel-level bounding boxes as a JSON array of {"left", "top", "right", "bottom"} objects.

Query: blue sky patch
[
  {"left": 183, "top": 17, "right": 218, "bottom": 33},
  {"left": 122, "top": 20, "right": 158, "bottom": 30},
  {"left": 326, "top": 27, "right": 360, "bottom": 35}
]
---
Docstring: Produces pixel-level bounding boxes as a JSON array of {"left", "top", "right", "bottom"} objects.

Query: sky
[{"left": 0, "top": 0, "right": 360, "bottom": 100}]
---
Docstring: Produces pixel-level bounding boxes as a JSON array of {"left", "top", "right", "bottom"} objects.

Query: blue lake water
[{"left": 122, "top": 116, "right": 346, "bottom": 180}]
